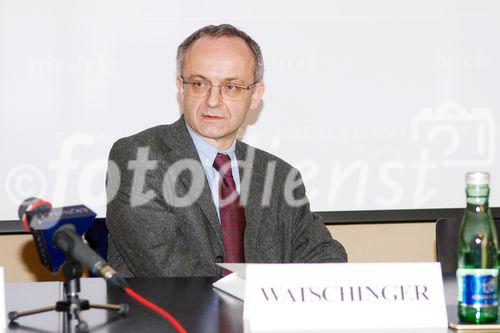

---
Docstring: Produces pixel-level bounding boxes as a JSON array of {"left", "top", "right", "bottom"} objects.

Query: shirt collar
[{"left": 185, "top": 123, "right": 236, "bottom": 168}]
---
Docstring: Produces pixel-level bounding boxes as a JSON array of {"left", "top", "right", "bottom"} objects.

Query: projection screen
[{"left": 1, "top": 0, "right": 499, "bottom": 220}]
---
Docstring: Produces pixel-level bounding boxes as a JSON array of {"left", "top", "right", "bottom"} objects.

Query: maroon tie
[{"left": 213, "top": 153, "right": 246, "bottom": 265}]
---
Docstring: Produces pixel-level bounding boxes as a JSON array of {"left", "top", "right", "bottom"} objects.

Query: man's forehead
[
  {"left": 182, "top": 36, "right": 255, "bottom": 76},
  {"left": 189, "top": 35, "right": 251, "bottom": 54}
]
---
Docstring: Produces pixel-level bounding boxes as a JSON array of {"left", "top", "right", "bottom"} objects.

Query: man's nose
[{"left": 206, "top": 86, "right": 222, "bottom": 107}]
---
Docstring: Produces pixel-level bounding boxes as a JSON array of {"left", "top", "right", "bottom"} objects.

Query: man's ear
[
  {"left": 176, "top": 77, "right": 184, "bottom": 104},
  {"left": 249, "top": 82, "right": 265, "bottom": 110}
]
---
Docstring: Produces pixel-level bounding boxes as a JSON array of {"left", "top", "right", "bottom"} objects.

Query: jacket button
[{"left": 216, "top": 256, "right": 223, "bottom": 263}]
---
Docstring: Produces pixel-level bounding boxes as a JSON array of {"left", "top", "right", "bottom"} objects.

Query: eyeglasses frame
[{"left": 180, "top": 76, "right": 258, "bottom": 100}]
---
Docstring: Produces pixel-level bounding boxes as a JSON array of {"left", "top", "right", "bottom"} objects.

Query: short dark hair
[{"left": 176, "top": 24, "right": 264, "bottom": 82}]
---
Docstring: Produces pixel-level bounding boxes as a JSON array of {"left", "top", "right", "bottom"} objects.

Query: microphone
[
  {"left": 18, "top": 197, "right": 52, "bottom": 232},
  {"left": 19, "top": 198, "right": 128, "bottom": 289}
]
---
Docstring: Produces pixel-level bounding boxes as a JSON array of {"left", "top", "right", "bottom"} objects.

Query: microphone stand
[{"left": 8, "top": 260, "right": 129, "bottom": 333}]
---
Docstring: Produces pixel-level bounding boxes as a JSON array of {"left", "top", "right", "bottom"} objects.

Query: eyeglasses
[{"left": 180, "top": 76, "right": 257, "bottom": 101}]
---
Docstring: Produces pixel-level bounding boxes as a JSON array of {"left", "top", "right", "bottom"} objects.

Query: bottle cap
[{"left": 466, "top": 171, "right": 490, "bottom": 185}]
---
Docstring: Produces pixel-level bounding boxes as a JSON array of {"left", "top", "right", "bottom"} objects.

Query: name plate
[
  {"left": 0, "top": 267, "right": 5, "bottom": 329},
  {"left": 243, "top": 263, "right": 447, "bottom": 332}
]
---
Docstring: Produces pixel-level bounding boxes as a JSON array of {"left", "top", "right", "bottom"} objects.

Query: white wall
[{"left": 1, "top": 0, "right": 499, "bottom": 219}]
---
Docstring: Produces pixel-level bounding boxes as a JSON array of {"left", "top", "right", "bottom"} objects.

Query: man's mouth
[{"left": 202, "top": 114, "right": 224, "bottom": 120}]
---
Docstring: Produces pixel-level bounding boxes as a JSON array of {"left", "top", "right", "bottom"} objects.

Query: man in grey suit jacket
[{"left": 106, "top": 24, "right": 347, "bottom": 278}]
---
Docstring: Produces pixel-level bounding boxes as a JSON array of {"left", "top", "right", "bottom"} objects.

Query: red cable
[{"left": 124, "top": 287, "right": 187, "bottom": 333}]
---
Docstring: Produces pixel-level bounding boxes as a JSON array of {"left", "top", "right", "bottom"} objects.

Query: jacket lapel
[
  {"left": 162, "top": 117, "right": 224, "bottom": 248},
  {"left": 236, "top": 142, "right": 266, "bottom": 261}
]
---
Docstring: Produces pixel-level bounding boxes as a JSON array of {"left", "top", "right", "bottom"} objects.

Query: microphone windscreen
[
  {"left": 18, "top": 197, "right": 42, "bottom": 220},
  {"left": 18, "top": 197, "right": 53, "bottom": 232}
]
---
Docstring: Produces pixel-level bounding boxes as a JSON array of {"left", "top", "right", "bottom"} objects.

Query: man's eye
[
  {"left": 193, "top": 81, "right": 207, "bottom": 88},
  {"left": 225, "top": 84, "right": 239, "bottom": 91}
]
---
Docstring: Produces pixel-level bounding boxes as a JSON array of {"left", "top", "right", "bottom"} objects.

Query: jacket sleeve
[
  {"left": 105, "top": 139, "right": 180, "bottom": 277},
  {"left": 287, "top": 169, "right": 348, "bottom": 263}
]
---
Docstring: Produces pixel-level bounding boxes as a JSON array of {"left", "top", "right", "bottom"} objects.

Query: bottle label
[{"left": 457, "top": 268, "right": 498, "bottom": 306}]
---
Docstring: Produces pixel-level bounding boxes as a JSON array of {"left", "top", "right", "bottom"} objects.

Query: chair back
[
  {"left": 435, "top": 217, "right": 500, "bottom": 276},
  {"left": 84, "top": 217, "right": 108, "bottom": 261}
]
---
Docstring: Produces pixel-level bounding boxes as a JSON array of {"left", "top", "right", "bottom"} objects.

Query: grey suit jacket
[{"left": 106, "top": 116, "right": 347, "bottom": 277}]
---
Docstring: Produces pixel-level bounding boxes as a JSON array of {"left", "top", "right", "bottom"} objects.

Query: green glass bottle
[{"left": 457, "top": 171, "right": 498, "bottom": 323}]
